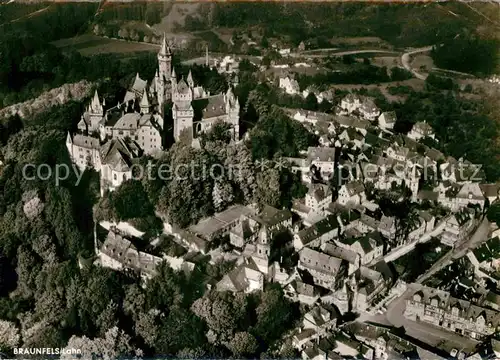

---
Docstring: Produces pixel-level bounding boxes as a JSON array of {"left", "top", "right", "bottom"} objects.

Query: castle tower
[
  {"left": 170, "top": 68, "right": 177, "bottom": 98},
  {"left": 172, "top": 102, "right": 194, "bottom": 141},
  {"left": 225, "top": 87, "right": 240, "bottom": 140},
  {"left": 187, "top": 69, "right": 194, "bottom": 89},
  {"left": 91, "top": 90, "right": 103, "bottom": 114},
  {"left": 158, "top": 34, "right": 172, "bottom": 83},
  {"left": 88, "top": 90, "right": 104, "bottom": 131},
  {"left": 256, "top": 226, "right": 271, "bottom": 259},
  {"left": 140, "top": 89, "right": 150, "bottom": 114}
]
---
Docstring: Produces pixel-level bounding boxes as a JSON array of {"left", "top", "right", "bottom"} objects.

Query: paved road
[
  {"left": 416, "top": 217, "right": 490, "bottom": 284},
  {"left": 401, "top": 46, "right": 433, "bottom": 80},
  {"left": 183, "top": 49, "right": 399, "bottom": 65},
  {"left": 357, "top": 218, "right": 490, "bottom": 352},
  {"left": 290, "top": 49, "right": 399, "bottom": 59}
]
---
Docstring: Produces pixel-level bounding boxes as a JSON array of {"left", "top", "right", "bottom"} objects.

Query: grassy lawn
[{"left": 51, "top": 34, "right": 160, "bottom": 56}]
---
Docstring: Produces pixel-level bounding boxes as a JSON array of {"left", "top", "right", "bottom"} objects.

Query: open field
[
  {"left": 371, "top": 56, "right": 402, "bottom": 68},
  {"left": 330, "top": 36, "right": 393, "bottom": 49},
  {"left": 325, "top": 78, "right": 425, "bottom": 103},
  {"left": 411, "top": 54, "right": 435, "bottom": 72},
  {"left": 51, "top": 34, "right": 160, "bottom": 56}
]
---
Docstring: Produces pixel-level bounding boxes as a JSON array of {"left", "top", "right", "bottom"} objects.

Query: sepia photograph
[{"left": 0, "top": 0, "right": 499, "bottom": 359}]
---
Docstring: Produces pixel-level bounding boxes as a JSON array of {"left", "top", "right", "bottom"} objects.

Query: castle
[
  {"left": 124, "top": 35, "right": 240, "bottom": 142},
  {"left": 67, "top": 35, "right": 240, "bottom": 195}
]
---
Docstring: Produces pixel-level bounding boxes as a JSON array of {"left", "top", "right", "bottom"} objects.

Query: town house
[
  {"left": 441, "top": 209, "right": 476, "bottom": 247},
  {"left": 336, "top": 232, "right": 384, "bottom": 265},
  {"left": 378, "top": 111, "right": 396, "bottom": 130},
  {"left": 298, "top": 247, "right": 347, "bottom": 290},
  {"left": 338, "top": 181, "right": 366, "bottom": 206},
  {"left": 294, "top": 215, "right": 340, "bottom": 251},
  {"left": 404, "top": 286, "right": 500, "bottom": 340},
  {"left": 308, "top": 147, "right": 336, "bottom": 178},
  {"left": 407, "top": 121, "right": 435, "bottom": 141}
]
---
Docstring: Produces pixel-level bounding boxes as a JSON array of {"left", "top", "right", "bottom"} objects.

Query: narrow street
[
  {"left": 416, "top": 217, "right": 490, "bottom": 284},
  {"left": 358, "top": 218, "right": 492, "bottom": 353}
]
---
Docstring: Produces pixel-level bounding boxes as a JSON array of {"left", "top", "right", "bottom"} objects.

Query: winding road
[{"left": 401, "top": 46, "right": 434, "bottom": 80}]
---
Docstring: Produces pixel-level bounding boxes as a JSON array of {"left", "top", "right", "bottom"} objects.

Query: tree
[
  {"left": 254, "top": 168, "right": 281, "bottom": 209},
  {"left": 155, "top": 307, "right": 206, "bottom": 356},
  {"left": 342, "top": 55, "right": 355, "bottom": 65},
  {"left": 112, "top": 180, "right": 154, "bottom": 220},
  {"left": 252, "top": 286, "right": 297, "bottom": 342},
  {"left": 487, "top": 203, "right": 500, "bottom": 227},
  {"left": 15, "top": 246, "right": 40, "bottom": 299},
  {"left": 212, "top": 179, "right": 234, "bottom": 213},
  {"left": 0, "top": 320, "right": 20, "bottom": 351},
  {"left": 123, "top": 284, "right": 146, "bottom": 320},
  {"left": 191, "top": 292, "right": 248, "bottom": 343},
  {"left": 201, "top": 121, "right": 233, "bottom": 145},
  {"left": 61, "top": 327, "right": 139, "bottom": 360},
  {"left": 135, "top": 310, "right": 161, "bottom": 347},
  {"left": 305, "top": 92, "right": 318, "bottom": 111},
  {"left": 227, "top": 331, "right": 259, "bottom": 356}
]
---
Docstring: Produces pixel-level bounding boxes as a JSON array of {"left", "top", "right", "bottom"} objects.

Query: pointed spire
[
  {"left": 187, "top": 69, "right": 194, "bottom": 87},
  {"left": 140, "top": 89, "right": 150, "bottom": 113},
  {"left": 159, "top": 33, "right": 171, "bottom": 56},
  {"left": 66, "top": 132, "right": 72, "bottom": 144},
  {"left": 155, "top": 69, "right": 159, "bottom": 78},
  {"left": 171, "top": 67, "right": 176, "bottom": 79},
  {"left": 93, "top": 89, "right": 99, "bottom": 105}
]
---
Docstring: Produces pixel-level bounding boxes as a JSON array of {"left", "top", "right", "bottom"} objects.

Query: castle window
[{"left": 113, "top": 174, "right": 117, "bottom": 180}]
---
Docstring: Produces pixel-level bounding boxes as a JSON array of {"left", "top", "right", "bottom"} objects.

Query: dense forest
[{"left": 0, "top": 18, "right": 311, "bottom": 354}]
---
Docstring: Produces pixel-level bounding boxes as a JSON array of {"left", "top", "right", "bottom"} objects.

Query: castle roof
[
  {"left": 91, "top": 90, "right": 102, "bottom": 111},
  {"left": 132, "top": 73, "right": 147, "bottom": 95},
  {"left": 113, "top": 113, "right": 141, "bottom": 130},
  {"left": 71, "top": 134, "right": 99, "bottom": 149},
  {"left": 140, "top": 89, "right": 150, "bottom": 109},
  {"left": 100, "top": 230, "right": 162, "bottom": 277},
  {"left": 192, "top": 94, "right": 228, "bottom": 120},
  {"left": 177, "top": 78, "right": 190, "bottom": 95},
  {"left": 100, "top": 138, "right": 140, "bottom": 172}
]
